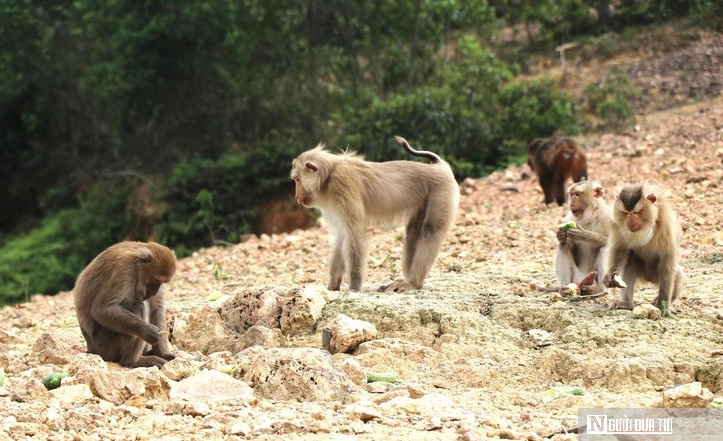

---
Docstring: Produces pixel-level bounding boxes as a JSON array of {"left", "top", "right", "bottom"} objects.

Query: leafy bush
[
  {"left": 584, "top": 68, "right": 639, "bottom": 132},
  {"left": 499, "top": 78, "right": 580, "bottom": 159},
  {"left": 332, "top": 35, "right": 579, "bottom": 178},
  {"left": 613, "top": 0, "right": 719, "bottom": 27},
  {"left": 0, "top": 184, "right": 127, "bottom": 305},
  {"left": 159, "top": 146, "right": 297, "bottom": 257}
]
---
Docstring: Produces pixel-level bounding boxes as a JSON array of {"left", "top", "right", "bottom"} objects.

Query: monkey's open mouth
[{"left": 572, "top": 209, "right": 583, "bottom": 217}]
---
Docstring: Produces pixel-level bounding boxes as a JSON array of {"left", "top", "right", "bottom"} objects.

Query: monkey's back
[
  {"left": 73, "top": 244, "right": 136, "bottom": 325},
  {"left": 339, "top": 158, "right": 459, "bottom": 224}
]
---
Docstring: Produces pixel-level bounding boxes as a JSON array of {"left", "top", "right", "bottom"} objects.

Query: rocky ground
[{"left": 2, "top": 27, "right": 723, "bottom": 441}]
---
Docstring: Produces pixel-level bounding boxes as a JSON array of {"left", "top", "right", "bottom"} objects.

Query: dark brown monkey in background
[
  {"left": 73, "top": 241, "right": 177, "bottom": 368},
  {"left": 603, "top": 182, "right": 684, "bottom": 311},
  {"left": 290, "top": 136, "right": 459, "bottom": 292},
  {"left": 556, "top": 179, "right": 611, "bottom": 288},
  {"left": 527, "top": 137, "right": 588, "bottom": 206}
]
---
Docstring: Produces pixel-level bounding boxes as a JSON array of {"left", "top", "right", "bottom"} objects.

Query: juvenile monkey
[
  {"left": 527, "top": 137, "right": 587, "bottom": 206},
  {"left": 73, "top": 241, "right": 177, "bottom": 368},
  {"left": 290, "top": 136, "right": 459, "bottom": 292},
  {"left": 603, "top": 182, "right": 684, "bottom": 310},
  {"left": 556, "top": 179, "right": 611, "bottom": 288}
]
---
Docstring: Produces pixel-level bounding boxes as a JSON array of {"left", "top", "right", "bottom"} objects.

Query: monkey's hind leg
[
  {"left": 148, "top": 299, "right": 176, "bottom": 361},
  {"left": 116, "top": 334, "right": 168, "bottom": 368},
  {"left": 379, "top": 211, "right": 449, "bottom": 293},
  {"left": 555, "top": 245, "right": 575, "bottom": 286},
  {"left": 327, "top": 233, "right": 346, "bottom": 291},
  {"left": 378, "top": 220, "right": 422, "bottom": 292},
  {"left": 553, "top": 177, "right": 566, "bottom": 206}
]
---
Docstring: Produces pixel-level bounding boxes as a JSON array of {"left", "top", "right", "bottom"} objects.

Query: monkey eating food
[
  {"left": 73, "top": 241, "right": 177, "bottom": 368},
  {"left": 290, "top": 136, "right": 459, "bottom": 292},
  {"left": 556, "top": 179, "right": 611, "bottom": 289}
]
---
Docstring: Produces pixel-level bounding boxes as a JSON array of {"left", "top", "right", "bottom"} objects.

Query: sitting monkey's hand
[
  {"left": 556, "top": 229, "right": 568, "bottom": 243},
  {"left": 141, "top": 324, "right": 162, "bottom": 345},
  {"left": 565, "top": 228, "right": 586, "bottom": 240}
]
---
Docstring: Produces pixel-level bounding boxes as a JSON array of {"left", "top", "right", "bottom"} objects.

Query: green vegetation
[
  {"left": 0, "top": 184, "right": 127, "bottom": 304},
  {"left": 584, "top": 68, "right": 640, "bottom": 132},
  {"left": 158, "top": 147, "right": 295, "bottom": 257},
  {"left": 0, "top": 0, "right": 719, "bottom": 303}
]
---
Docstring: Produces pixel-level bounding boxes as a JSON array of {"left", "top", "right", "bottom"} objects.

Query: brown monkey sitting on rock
[{"left": 73, "top": 241, "right": 177, "bottom": 368}]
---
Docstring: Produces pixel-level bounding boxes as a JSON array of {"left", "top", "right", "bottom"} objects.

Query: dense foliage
[
  {"left": 0, "top": 0, "right": 719, "bottom": 303},
  {"left": 0, "top": 184, "right": 128, "bottom": 304},
  {"left": 159, "top": 146, "right": 297, "bottom": 257}
]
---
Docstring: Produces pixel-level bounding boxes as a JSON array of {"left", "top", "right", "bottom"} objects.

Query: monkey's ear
[
  {"left": 583, "top": 179, "right": 605, "bottom": 198},
  {"left": 138, "top": 247, "right": 153, "bottom": 263},
  {"left": 646, "top": 193, "right": 657, "bottom": 204},
  {"left": 305, "top": 162, "right": 318, "bottom": 172}
]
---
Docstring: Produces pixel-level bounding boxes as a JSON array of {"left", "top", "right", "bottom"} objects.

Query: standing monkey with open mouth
[{"left": 290, "top": 136, "right": 459, "bottom": 292}]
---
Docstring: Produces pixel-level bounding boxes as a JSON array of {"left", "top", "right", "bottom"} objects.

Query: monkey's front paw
[
  {"left": 556, "top": 229, "right": 567, "bottom": 243},
  {"left": 142, "top": 325, "right": 162, "bottom": 345},
  {"left": 653, "top": 298, "right": 674, "bottom": 315},
  {"left": 377, "top": 281, "right": 419, "bottom": 293},
  {"left": 609, "top": 299, "right": 634, "bottom": 310}
]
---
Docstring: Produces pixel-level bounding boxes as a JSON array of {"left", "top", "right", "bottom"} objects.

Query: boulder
[
  {"left": 239, "top": 347, "right": 356, "bottom": 402},
  {"left": 89, "top": 367, "right": 171, "bottom": 406},
  {"left": 32, "top": 329, "right": 83, "bottom": 365},
  {"left": 322, "top": 314, "right": 378, "bottom": 354}
]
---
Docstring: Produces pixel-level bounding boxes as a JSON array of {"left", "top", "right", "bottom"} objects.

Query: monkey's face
[
  {"left": 568, "top": 190, "right": 585, "bottom": 217},
  {"left": 144, "top": 275, "right": 172, "bottom": 300},
  {"left": 292, "top": 176, "right": 312, "bottom": 206},
  {"left": 613, "top": 199, "right": 646, "bottom": 232},
  {"left": 614, "top": 185, "right": 658, "bottom": 234},
  {"left": 290, "top": 157, "right": 322, "bottom": 207},
  {"left": 568, "top": 182, "right": 597, "bottom": 219},
  {"left": 622, "top": 212, "right": 644, "bottom": 232}
]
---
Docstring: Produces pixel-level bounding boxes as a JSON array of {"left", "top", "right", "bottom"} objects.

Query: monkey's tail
[{"left": 394, "top": 135, "right": 442, "bottom": 164}]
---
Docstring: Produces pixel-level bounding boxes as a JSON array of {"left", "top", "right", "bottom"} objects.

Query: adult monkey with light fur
[
  {"left": 556, "top": 179, "right": 611, "bottom": 288},
  {"left": 603, "top": 182, "right": 684, "bottom": 310},
  {"left": 73, "top": 241, "right": 177, "bottom": 368},
  {"left": 290, "top": 136, "right": 459, "bottom": 292}
]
